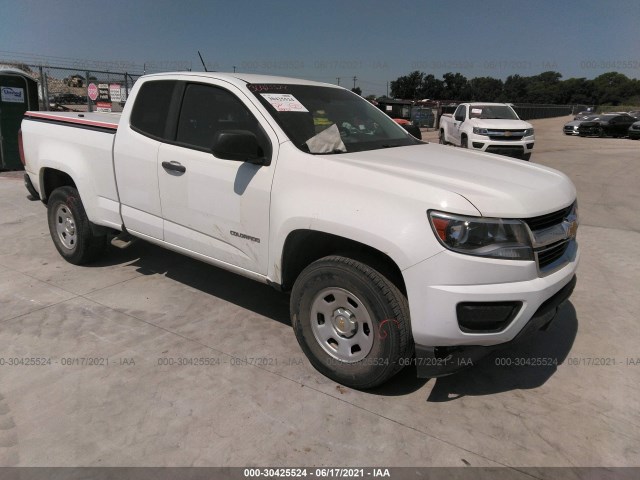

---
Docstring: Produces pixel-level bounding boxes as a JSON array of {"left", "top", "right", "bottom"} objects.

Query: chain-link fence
[{"left": 6, "top": 64, "right": 142, "bottom": 113}]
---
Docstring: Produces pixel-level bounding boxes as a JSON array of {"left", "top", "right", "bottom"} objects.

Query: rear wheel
[
  {"left": 290, "top": 256, "right": 412, "bottom": 389},
  {"left": 47, "top": 186, "right": 107, "bottom": 265}
]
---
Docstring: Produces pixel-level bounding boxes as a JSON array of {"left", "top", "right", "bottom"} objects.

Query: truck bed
[{"left": 22, "top": 110, "right": 123, "bottom": 231}]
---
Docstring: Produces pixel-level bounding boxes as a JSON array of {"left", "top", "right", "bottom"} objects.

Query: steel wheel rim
[
  {"left": 310, "top": 287, "right": 374, "bottom": 363},
  {"left": 55, "top": 204, "right": 77, "bottom": 250}
]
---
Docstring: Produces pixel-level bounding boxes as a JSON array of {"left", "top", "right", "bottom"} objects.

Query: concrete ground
[{"left": 0, "top": 116, "right": 638, "bottom": 468}]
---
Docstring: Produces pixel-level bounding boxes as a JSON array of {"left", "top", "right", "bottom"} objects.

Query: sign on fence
[
  {"left": 109, "top": 84, "right": 121, "bottom": 103},
  {"left": 96, "top": 101, "right": 112, "bottom": 112},
  {"left": 87, "top": 83, "right": 99, "bottom": 101}
]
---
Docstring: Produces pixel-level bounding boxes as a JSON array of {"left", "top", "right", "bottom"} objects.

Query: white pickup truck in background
[
  {"left": 439, "top": 102, "right": 535, "bottom": 160},
  {"left": 20, "top": 72, "right": 578, "bottom": 388}
]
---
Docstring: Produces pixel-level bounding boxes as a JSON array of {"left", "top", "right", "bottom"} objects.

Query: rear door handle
[{"left": 162, "top": 161, "right": 186, "bottom": 173}]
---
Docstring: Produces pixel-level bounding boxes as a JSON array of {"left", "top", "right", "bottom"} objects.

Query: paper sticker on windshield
[
  {"left": 471, "top": 108, "right": 482, "bottom": 114},
  {"left": 260, "top": 93, "right": 308, "bottom": 112}
]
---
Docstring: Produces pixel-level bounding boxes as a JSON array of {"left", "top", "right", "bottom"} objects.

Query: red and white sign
[
  {"left": 96, "top": 102, "right": 112, "bottom": 112},
  {"left": 87, "top": 83, "right": 99, "bottom": 101},
  {"left": 109, "top": 84, "right": 121, "bottom": 103}
]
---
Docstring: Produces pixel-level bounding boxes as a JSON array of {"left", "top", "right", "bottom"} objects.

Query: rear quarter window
[{"left": 130, "top": 80, "right": 178, "bottom": 139}]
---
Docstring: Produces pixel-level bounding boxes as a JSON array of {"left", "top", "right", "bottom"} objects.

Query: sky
[{"left": 1, "top": 0, "right": 639, "bottom": 96}]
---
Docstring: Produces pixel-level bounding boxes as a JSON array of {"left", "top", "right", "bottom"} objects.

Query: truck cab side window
[
  {"left": 130, "top": 81, "right": 178, "bottom": 139},
  {"left": 454, "top": 105, "right": 466, "bottom": 122},
  {"left": 176, "top": 84, "right": 269, "bottom": 156}
]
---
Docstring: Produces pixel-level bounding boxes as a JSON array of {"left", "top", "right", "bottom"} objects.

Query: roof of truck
[{"left": 141, "top": 71, "right": 340, "bottom": 89}]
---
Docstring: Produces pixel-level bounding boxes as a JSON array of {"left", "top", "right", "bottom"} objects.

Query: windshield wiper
[{"left": 311, "top": 149, "right": 347, "bottom": 155}]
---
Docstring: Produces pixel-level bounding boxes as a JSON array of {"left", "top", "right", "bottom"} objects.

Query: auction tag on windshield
[
  {"left": 260, "top": 93, "right": 308, "bottom": 112},
  {"left": 471, "top": 108, "right": 482, "bottom": 114}
]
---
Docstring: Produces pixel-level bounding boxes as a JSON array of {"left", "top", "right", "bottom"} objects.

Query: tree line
[{"left": 389, "top": 71, "right": 640, "bottom": 105}]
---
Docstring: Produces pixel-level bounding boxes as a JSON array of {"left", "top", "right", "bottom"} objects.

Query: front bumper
[
  {"left": 468, "top": 134, "right": 534, "bottom": 158},
  {"left": 413, "top": 275, "right": 576, "bottom": 377},
  {"left": 403, "top": 242, "right": 579, "bottom": 348}
]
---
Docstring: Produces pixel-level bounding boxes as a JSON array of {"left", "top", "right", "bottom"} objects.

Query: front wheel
[
  {"left": 290, "top": 256, "right": 412, "bottom": 389},
  {"left": 47, "top": 186, "right": 107, "bottom": 265},
  {"left": 461, "top": 136, "right": 468, "bottom": 148},
  {"left": 439, "top": 129, "right": 447, "bottom": 145}
]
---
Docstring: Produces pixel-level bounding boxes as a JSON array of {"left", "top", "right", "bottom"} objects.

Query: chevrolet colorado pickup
[
  {"left": 439, "top": 102, "right": 535, "bottom": 160},
  {"left": 20, "top": 72, "right": 578, "bottom": 388}
]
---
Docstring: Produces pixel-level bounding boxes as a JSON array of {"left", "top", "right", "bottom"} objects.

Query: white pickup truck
[
  {"left": 20, "top": 72, "right": 578, "bottom": 388},
  {"left": 439, "top": 102, "right": 535, "bottom": 160}
]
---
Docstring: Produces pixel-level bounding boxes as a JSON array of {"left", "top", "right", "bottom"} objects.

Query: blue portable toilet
[{"left": 0, "top": 65, "right": 39, "bottom": 170}]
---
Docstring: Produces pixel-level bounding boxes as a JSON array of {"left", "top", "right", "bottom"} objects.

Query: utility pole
[
  {"left": 336, "top": 77, "right": 340, "bottom": 86},
  {"left": 233, "top": 66, "right": 236, "bottom": 73},
  {"left": 352, "top": 76, "right": 357, "bottom": 89},
  {"left": 387, "top": 81, "right": 389, "bottom": 97}
]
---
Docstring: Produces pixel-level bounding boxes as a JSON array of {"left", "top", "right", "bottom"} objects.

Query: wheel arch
[
  {"left": 39, "top": 167, "right": 77, "bottom": 204},
  {"left": 280, "top": 229, "right": 406, "bottom": 295}
]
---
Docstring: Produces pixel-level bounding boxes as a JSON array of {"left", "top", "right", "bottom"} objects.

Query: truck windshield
[
  {"left": 248, "top": 84, "right": 421, "bottom": 154},
  {"left": 469, "top": 105, "right": 519, "bottom": 120}
]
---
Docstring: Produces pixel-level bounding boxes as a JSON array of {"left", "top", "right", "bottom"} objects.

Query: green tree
[
  {"left": 442, "top": 72, "right": 469, "bottom": 100},
  {"left": 525, "top": 71, "right": 562, "bottom": 103},
  {"left": 390, "top": 70, "right": 424, "bottom": 99},
  {"left": 499, "top": 74, "right": 528, "bottom": 102},
  {"left": 592, "top": 72, "right": 637, "bottom": 105},
  {"left": 417, "top": 74, "right": 444, "bottom": 100},
  {"left": 468, "top": 77, "right": 504, "bottom": 101}
]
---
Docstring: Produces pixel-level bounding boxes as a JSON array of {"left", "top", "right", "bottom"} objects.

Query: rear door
[
  {"left": 113, "top": 80, "right": 180, "bottom": 239},
  {"left": 157, "top": 81, "right": 278, "bottom": 274},
  {"left": 451, "top": 105, "right": 466, "bottom": 145}
]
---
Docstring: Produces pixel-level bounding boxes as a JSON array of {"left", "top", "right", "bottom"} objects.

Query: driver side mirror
[
  {"left": 455, "top": 114, "right": 465, "bottom": 122},
  {"left": 211, "top": 130, "right": 269, "bottom": 165}
]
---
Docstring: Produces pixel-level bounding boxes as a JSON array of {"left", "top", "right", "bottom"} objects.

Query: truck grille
[
  {"left": 522, "top": 203, "right": 577, "bottom": 273},
  {"left": 523, "top": 204, "right": 573, "bottom": 231},
  {"left": 536, "top": 240, "right": 570, "bottom": 269}
]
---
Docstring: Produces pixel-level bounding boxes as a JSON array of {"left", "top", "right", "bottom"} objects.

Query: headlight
[
  {"left": 472, "top": 127, "right": 489, "bottom": 135},
  {"left": 523, "top": 128, "right": 534, "bottom": 136},
  {"left": 428, "top": 211, "right": 534, "bottom": 261}
]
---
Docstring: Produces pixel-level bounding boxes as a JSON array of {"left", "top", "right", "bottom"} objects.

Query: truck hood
[
  {"left": 468, "top": 118, "right": 532, "bottom": 130},
  {"left": 324, "top": 143, "right": 575, "bottom": 218}
]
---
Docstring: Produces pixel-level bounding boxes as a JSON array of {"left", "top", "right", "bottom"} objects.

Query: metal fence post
[
  {"left": 85, "top": 70, "right": 92, "bottom": 112},
  {"left": 38, "top": 66, "right": 46, "bottom": 110},
  {"left": 43, "top": 72, "right": 50, "bottom": 111},
  {"left": 124, "top": 72, "right": 129, "bottom": 104}
]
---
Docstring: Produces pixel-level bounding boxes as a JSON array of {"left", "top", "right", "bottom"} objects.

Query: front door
[{"left": 157, "top": 82, "right": 277, "bottom": 274}]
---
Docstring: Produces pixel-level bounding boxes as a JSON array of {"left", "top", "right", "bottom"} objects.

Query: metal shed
[{"left": 1, "top": 66, "right": 39, "bottom": 170}]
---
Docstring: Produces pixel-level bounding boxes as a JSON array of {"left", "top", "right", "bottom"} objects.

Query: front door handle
[{"left": 162, "top": 161, "right": 186, "bottom": 173}]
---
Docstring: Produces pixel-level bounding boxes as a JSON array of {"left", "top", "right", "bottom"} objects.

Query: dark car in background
[
  {"left": 628, "top": 121, "right": 640, "bottom": 140},
  {"left": 564, "top": 115, "right": 600, "bottom": 135},
  {"left": 578, "top": 114, "right": 636, "bottom": 137}
]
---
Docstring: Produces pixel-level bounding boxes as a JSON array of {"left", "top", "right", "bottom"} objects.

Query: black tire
[
  {"left": 461, "top": 135, "right": 468, "bottom": 148},
  {"left": 522, "top": 153, "right": 532, "bottom": 161},
  {"left": 47, "top": 186, "right": 107, "bottom": 265},
  {"left": 439, "top": 129, "right": 446, "bottom": 145},
  {"left": 290, "top": 256, "right": 412, "bottom": 389}
]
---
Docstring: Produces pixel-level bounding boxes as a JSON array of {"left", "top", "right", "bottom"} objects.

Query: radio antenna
[{"left": 197, "top": 51, "right": 208, "bottom": 72}]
